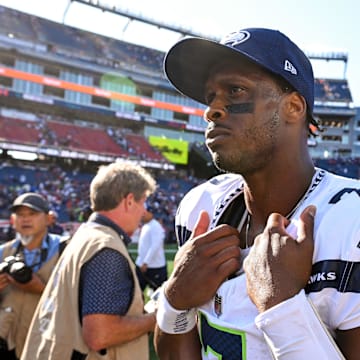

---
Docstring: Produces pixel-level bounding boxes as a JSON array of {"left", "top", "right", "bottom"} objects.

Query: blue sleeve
[
  {"left": 45, "top": 234, "right": 61, "bottom": 260},
  {"left": 79, "top": 248, "right": 134, "bottom": 318}
]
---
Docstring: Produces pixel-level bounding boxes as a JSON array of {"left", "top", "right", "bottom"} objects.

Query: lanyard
[{"left": 15, "top": 235, "right": 49, "bottom": 270}]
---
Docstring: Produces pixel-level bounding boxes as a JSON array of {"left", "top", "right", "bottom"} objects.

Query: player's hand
[
  {"left": 243, "top": 205, "right": 316, "bottom": 312},
  {"left": 165, "top": 210, "right": 241, "bottom": 310}
]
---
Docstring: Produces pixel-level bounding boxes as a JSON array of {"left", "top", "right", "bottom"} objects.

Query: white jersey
[
  {"left": 136, "top": 218, "right": 166, "bottom": 268},
  {"left": 175, "top": 168, "right": 360, "bottom": 359}
]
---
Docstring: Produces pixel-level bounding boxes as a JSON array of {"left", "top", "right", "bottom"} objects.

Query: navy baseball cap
[
  {"left": 10, "top": 192, "right": 49, "bottom": 213},
  {"left": 164, "top": 28, "right": 314, "bottom": 118}
]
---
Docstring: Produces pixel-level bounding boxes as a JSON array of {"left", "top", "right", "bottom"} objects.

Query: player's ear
[{"left": 281, "top": 91, "right": 307, "bottom": 125}]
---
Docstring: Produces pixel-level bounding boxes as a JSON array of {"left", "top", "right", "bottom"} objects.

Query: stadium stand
[
  {"left": 0, "top": 159, "right": 203, "bottom": 243},
  {"left": 46, "top": 120, "right": 128, "bottom": 156},
  {"left": 0, "top": 4, "right": 359, "bottom": 243},
  {"left": 0, "top": 6, "right": 38, "bottom": 42},
  {"left": 124, "top": 133, "right": 165, "bottom": 161},
  {"left": 0, "top": 5, "right": 164, "bottom": 75},
  {"left": 315, "top": 78, "right": 353, "bottom": 103},
  {"left": 0, "top": 116, "right": 39, "bottom": 145}
]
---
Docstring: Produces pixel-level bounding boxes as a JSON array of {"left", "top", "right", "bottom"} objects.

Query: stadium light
[
  {"left": 306, "top": 51, "right": 348, "bottom": 62},
  {"left": 7, "top": 150, "right": 38, "bottom": 161},
  {"left": 68, "top": 0, "right": 219, "bottom": 41}
]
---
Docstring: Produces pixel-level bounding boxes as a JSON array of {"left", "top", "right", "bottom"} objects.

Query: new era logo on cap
[{"left": 284, "top": 60, "right": 297, "bottom": 75}]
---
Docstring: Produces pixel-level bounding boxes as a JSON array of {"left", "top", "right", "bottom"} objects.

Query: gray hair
[{"left": 90, "top": 162, "right": 157, "bottom": 211}]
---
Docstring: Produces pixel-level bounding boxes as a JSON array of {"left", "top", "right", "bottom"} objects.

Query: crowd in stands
[
  {"left": 313, "top": 157, "right": 360, "bottom": 178},
  {"left": 315, "top": 78, "right": 352, "bottom": 103},
  {"left": 0, "top": 156, "right": 359, "bottom": 245},
  {"left": 0, "top": 161, "right": 90, "bottom": 225},
  {"left": 0, "top": 160, "right": 203, "bottom": 244}
]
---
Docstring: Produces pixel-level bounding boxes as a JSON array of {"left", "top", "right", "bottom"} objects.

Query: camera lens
[
  {"left": 9, "top": 262, "right": 32, "bottom": 284},
  {"left": 0, "top": 261, "right": 9, "bottom": 273}
]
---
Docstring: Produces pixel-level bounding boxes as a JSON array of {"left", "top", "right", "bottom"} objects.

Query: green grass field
[{"left": 128, "top": 243, "right": 176, "bottom": 359}]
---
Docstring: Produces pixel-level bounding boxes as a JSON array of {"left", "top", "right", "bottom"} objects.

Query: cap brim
[
  {"left": 164, "top": 37, "right": 258, "bottom": 105},
  {"left": 10, "top": 203, "right": 46, "bottom": 213}
]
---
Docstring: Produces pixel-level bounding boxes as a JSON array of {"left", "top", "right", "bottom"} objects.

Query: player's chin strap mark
[{"left": 225, "top": 103, "right": 254, "bottom": 114}]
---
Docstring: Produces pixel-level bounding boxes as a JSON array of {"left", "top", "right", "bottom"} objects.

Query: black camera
[{"left": 0, "top": 255, "right": 32, "bottom": 284}]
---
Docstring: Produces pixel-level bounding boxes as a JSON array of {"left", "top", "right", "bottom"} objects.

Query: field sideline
[{"left": 128, "top": 242, "right": 177, "bottom": 270}]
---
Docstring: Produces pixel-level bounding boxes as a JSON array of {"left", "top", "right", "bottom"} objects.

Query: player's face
[{"left": 204, "top": 59, "right": 286, "bottom": 175}]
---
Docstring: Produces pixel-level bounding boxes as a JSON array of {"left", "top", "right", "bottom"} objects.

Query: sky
[{"left": 0, "top": 0, "right": 359, "bottom": 105}]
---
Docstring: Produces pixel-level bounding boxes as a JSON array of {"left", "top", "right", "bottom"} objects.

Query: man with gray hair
[{"left": 22, "top": 162, "right": 157, "bottom": 360}]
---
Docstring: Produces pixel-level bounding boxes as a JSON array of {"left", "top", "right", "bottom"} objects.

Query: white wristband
[
  {"left": 255, "top": 289, "right": 345, "bottom": 359},
  {"left": 156, "top": 286, "right": 197, "bottom": 334}
]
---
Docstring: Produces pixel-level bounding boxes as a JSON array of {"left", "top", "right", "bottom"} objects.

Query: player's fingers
[
  {"left": 191, "top": 211, "right": 239, "bottom": 245},
  {"left": 296, "top": 205, "right": 316, "bottom": 247},
  {"left": 264, "top": 212, "right": 288, "bottom": 235},
  {"left": 173, "top": 213, "right": 212, "bottom": 266},
  {"left": 191, "top": 210, "right": 210, "bottom": 239},
  {"left": 212, "top": 244, "right": 241, "bottom": 267},
  {"left": 200, "top": 233, "right": 240, "bottom": 257},
  {"left": 217, "top": 255, "right": 242, "bottom": 281}
]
